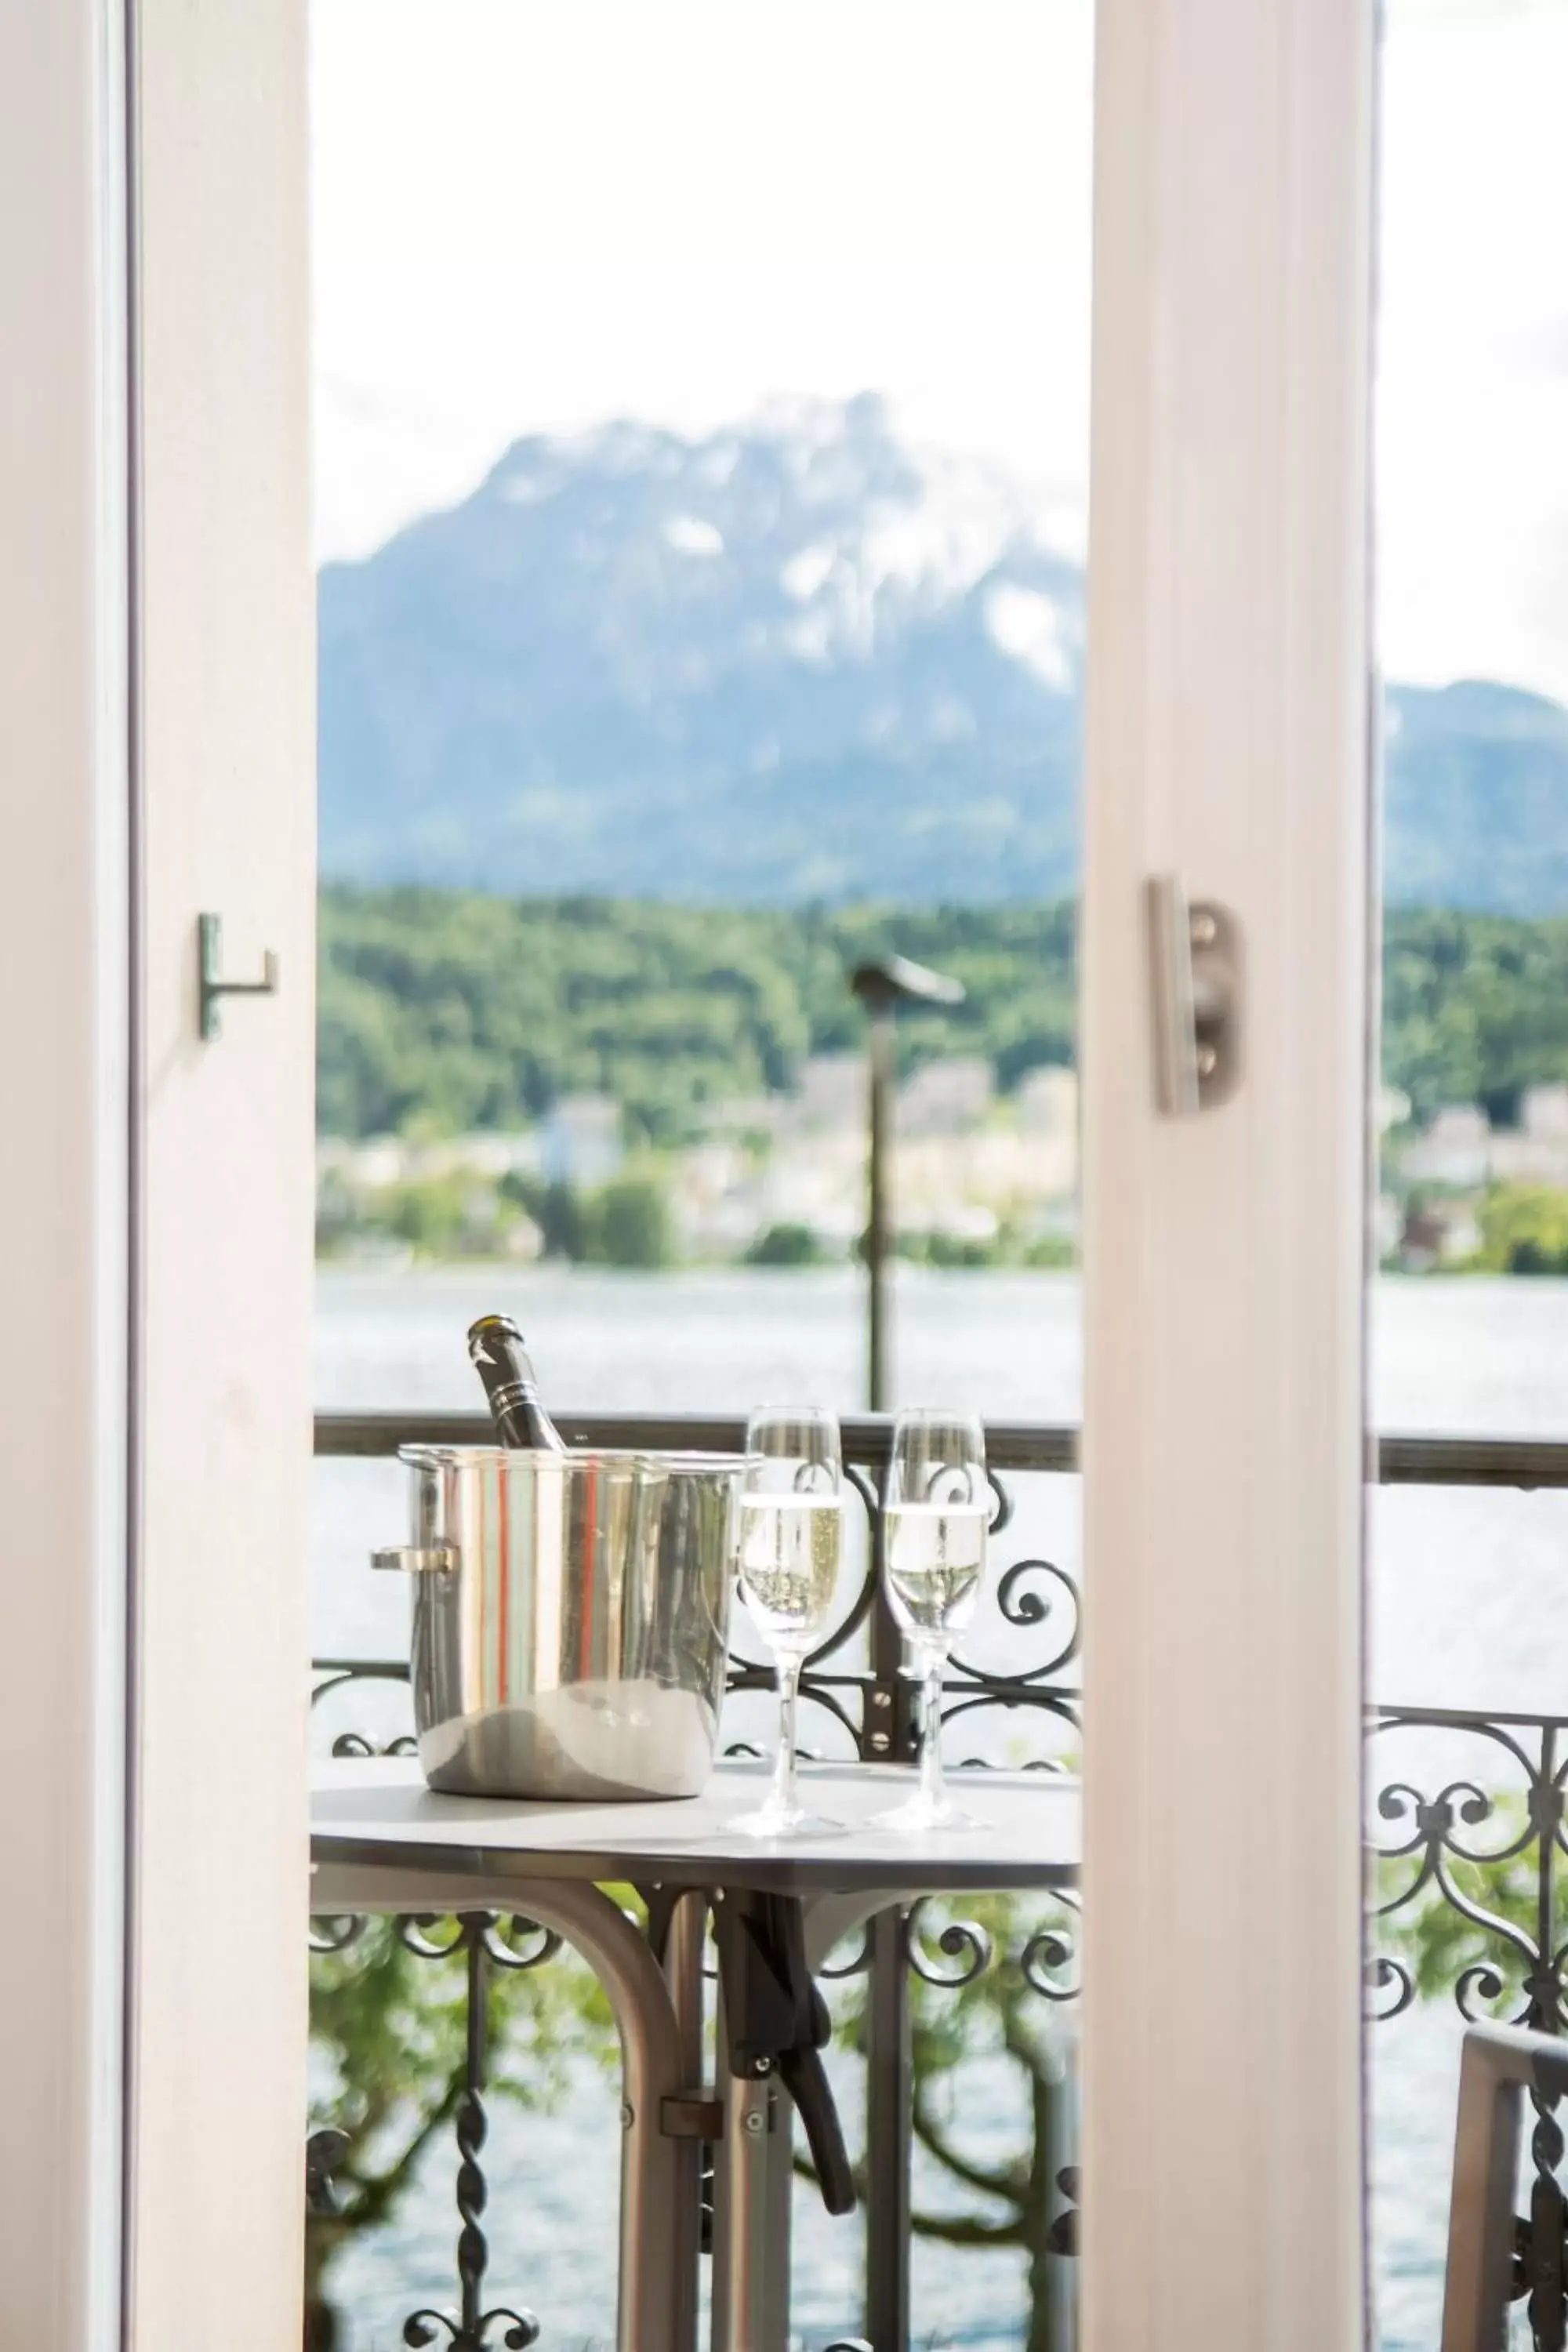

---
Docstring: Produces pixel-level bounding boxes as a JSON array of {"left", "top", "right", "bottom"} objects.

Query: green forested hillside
[
  {"left": 318, "top": 888, "right": 1568, "bottom": 1141},
  {"left": 1381, "top": 909, "right": 1568, "bottom": 1125},
  {"left": 318, "top": 891, "right": 1076, "bottom": 1141}
]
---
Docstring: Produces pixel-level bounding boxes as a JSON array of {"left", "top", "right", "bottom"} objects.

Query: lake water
[{"left": 315, "top": 1266, "right": 1568, "bottom": 2349}]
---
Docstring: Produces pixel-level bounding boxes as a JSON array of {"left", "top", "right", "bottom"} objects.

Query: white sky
[{"left": 312, "top": 0, "right": 1568, "bottom": 703}]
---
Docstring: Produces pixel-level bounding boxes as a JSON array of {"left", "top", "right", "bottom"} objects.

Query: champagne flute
[
  {"left": 875, "top": 1409, "right": 990, "bottom": 1834},
  {"left": 731, "top": 1407, "right": 846, "bottom": 1838}
]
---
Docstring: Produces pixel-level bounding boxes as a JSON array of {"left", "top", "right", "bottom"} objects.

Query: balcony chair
[{"left": 1443, "top": 2019, "right": 1568, "bottom": 2350}]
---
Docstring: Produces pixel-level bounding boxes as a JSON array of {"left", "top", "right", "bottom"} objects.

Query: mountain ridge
[{"left": 318, "top": 399, "right": 1568, "bottom": 914}]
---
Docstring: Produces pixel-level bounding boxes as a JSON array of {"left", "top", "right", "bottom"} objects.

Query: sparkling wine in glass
[
  {"left": 731, "top": 1407, "right": 846, "bottom": 1838},
  {"left": 876, "top": 1409, "right": 990, "bottom": 1835}
]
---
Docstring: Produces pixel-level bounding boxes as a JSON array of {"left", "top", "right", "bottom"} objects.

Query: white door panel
[
  {"left": 126, "top": 1, "right": 314, "bottom": 2341},
  {"left": 1081, "top": 0, "right": 1374, "bottom": 2343}
]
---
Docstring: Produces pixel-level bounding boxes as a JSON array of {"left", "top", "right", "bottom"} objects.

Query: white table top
[{"left": 311, "top": 1755, "right": 1080, "bottom": 1897}]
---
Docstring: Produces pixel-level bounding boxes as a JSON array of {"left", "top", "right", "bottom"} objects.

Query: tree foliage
[
  {"left": 1382, "top": 909, "right": 1568, "bottom": 1128},
  {"left": 307, "top": 1891, "right": 1079, "bottom": 2350},
  {"left": 320, "top": 889, "right": 1568, "bottom": 1149},
  {"left": 746, "top": 1221, "right": 831, "bottom": 1266},
  {"left": 811, "top": 1895, "right": 1079, "bottom": 2352},
  {"left": 1474, "top": 1184, "right": 1568, "bottom": 1274},
  {"left": 307, "top": 1914, "right": 618, "bottom": 2349},
  {"left": 1376, "top": 1820, "right": 1559, "bottom": 2012},
  {"left": 318, "top": 890, "right": 1077, "bottom": 1143}
]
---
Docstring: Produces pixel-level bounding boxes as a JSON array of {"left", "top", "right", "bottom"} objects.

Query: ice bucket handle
[{"left": 370, "top": 1544, "right": 460, "bottom": 1573}]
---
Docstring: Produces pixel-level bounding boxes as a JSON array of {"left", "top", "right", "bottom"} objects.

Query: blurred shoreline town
[
  {"left": 316, "top": 1054, "right": 1078, "bottom": 1272},
  {"left": 316, "top": 1058, "right": 1568, "bottom": 1278},
  {"left": 1377, "top": 1080, "right": 1568, "bottom": 1273}
]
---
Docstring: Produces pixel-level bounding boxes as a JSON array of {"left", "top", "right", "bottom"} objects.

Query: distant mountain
[
  {"left": 1383, "top": 680, "right": 1568, "bottom": 915},
  {"left": 318, "top": 397, "right": 1568, "bottom": 913}
]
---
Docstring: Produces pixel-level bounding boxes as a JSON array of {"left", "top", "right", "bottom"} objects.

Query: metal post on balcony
[
  {"left": 1522, "top": 1724, "right": 1567, "bottom": 2347},
  {"left": 864, "top": 1442, "right": 916, "bottom": 2352},
  {"left": 849, "top": 953, "right": 963, "bottom": 2352},
  {"left": 850, "top": 953, "right": 964, "bottom": 1417},
  {"left": 866, "top": 1001, "right": 895, "bottom": 1414}
]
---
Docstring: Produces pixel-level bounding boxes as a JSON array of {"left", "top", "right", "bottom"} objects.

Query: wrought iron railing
[
  {"left": 310, "top": 1414, "right": 1568, "bottom": 2352},
  {"left": 316, "top": 1410, "right": 1568, "bottom": 1486}
]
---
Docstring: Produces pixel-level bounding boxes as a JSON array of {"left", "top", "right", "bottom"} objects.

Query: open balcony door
[
  {"left": 0, "top": 0, "right": 313, "bottom": 2343},
  {"left": 1080, "top": 0, "right": 1374, "bottom": 2344},
  {"left": 124, "top": 0, "right": 315, "bottom": 2342}
]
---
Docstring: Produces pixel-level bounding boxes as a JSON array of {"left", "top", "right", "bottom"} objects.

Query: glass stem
[
  {"left": 920, "top": 1643, "right": 947, "bottom": 1816},
  {"left": 774, "top": 1650, "right": 803, "bottom": 1820}
]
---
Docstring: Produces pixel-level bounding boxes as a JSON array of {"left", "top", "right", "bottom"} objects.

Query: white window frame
[
  {"left": 0, "top": 0, "right": 131, "bottom": 2340},
  {"left": 1080, "top": 0, "right": 1374, "bottom": 2343},
  {"left": 1, "top": 2, "right": 314, "bottom": 2346}
]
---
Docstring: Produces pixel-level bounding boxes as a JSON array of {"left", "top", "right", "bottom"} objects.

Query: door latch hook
[{"left": 198, "top": 912, "right": 279, "bottom": 1041}]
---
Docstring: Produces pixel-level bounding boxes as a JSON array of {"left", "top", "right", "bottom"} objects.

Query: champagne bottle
[{"left": 466, "top": 1314, "right": 567, "bottom": 1452}]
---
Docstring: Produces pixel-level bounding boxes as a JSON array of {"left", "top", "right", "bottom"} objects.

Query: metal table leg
[
  {"left": 706, "top": 1888, "right": 924, "bottom": 2352},
  {"left": 711, "top": 1976, "right": 790, "bottom": 2352},
  {"left": 313, "top": 1862, "right": 690, "bottom": 2352},
  {"left": 662, "top": 1889, "right": 708, "bottom": 2352},
  {"left": 821, "top": 1892, "right": 927, "bottom": 2352}
]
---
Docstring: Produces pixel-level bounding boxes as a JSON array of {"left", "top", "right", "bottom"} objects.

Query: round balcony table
[{"left": 311, "top": 1755, "right": 1080, "bottom": 2352}]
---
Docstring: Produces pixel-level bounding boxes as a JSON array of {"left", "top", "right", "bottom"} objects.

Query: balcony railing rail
[
  {"left": 310, "top": 1410, "right": 1568, "bottom": 2352},
  {"left": 316, "top": 1410, "right": 1568, "bottom": 1487}
]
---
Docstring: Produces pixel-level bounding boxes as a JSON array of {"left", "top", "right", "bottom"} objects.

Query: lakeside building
[
  {"left": 539, "top": 1095, "right": 623, "bottom": 1188},
  {"left": 896, "top": 1055, "right": 994, "bottom": 1137},
  {"left": 1395, "top": 1087, "right": 1568, "bottom": 1194},
  {"left": 670, "top": 1056, "right": 1083, "bottom": 1256},
  {"left": 317, "top": 1130, "right": 542, "bottom": 1189},
  {"left": 790, "top": 1053, "right": 865, "bottom": 1134}
]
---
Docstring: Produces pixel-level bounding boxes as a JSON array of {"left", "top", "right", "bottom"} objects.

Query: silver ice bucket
[{"left": 373, "top": 1446, "right": 740, "bottom": 1800}]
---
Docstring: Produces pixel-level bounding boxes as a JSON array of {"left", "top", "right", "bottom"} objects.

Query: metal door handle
[
  {"left": 1145, "top": 875, "right": 1242, "bottom": 1115},
  {"left": 198, "top": 912, "right": 278, "bottom": 1040}
]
